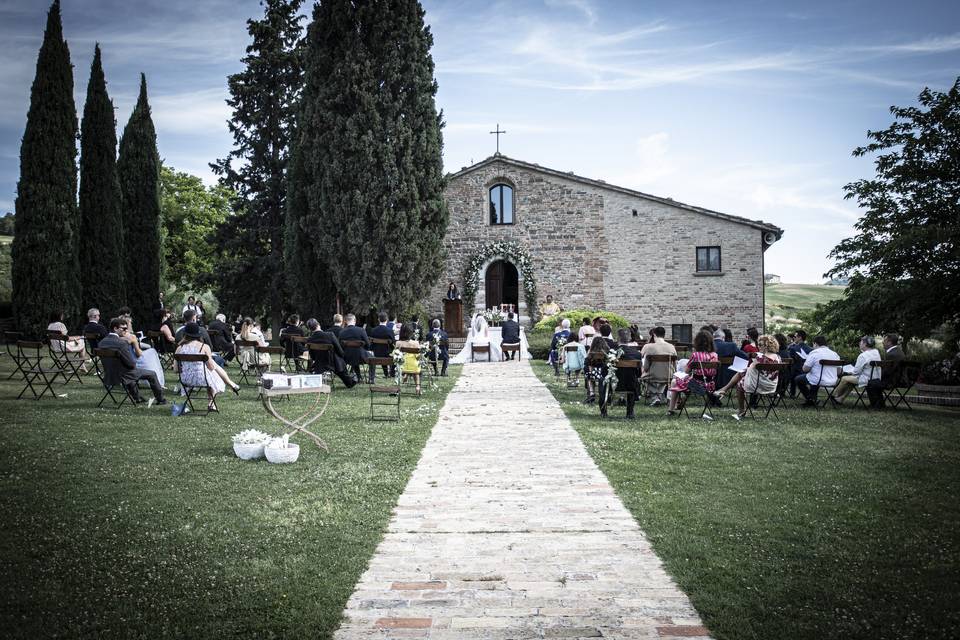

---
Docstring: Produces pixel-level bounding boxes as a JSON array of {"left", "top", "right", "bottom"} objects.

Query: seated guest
[
  {"left": 339, "top": 313, "right": 371, "bottom": 382},
  {"left": 305, "top": 318, "right": 356, "bottom": 388},
  {"left": 175, "top": 322, "right": 240, "bottom": 409},
  {"left": 742, "top": 327, "right": 760, "bottom": 354},
  {"left": 584, "top": 324, "right": 614, "bottom": 405},
  {"left": 82, "top": 308, "right": 108, "bottom": 349},
  {"left": 150, "top": 308, "right": 177, "bottom": 353},
  {"left": 835, "top": 336, "right": 882, "bottom": 403},
  {"left": 774, "top": 333, "right": 791, "bottom": 360},
  {"left": 577, "top": 317, "right": 596, "bottom": 348},
  {"left": 562, "top": 332, "right": 586, "bottom": 387},
  {"left": 100, "top": 317, "right": 166, "bottom": 405},
  {"left": 549, "top": 319, "right": 572, "bottom": 374},
  {"left": 206, "top": 313, "right": 235, "bottom": 360},
  {"left": 368, "top": 311, "right": 396, "bottom": 381},
  {"left": 714, "top": 334, "right": 782, "bottom": 420},
  {"left": 279, "top": 314, "right": 306, "bottom": 362},
  {"left": 47, "top": 310, "right": 90, "bottom": 369},
  {"left": 641, "top": 326, "right": 677, "bottom": 405},
  {"left": 427, "top": 319, "right": 450, "bottom": 376},
  {"left": 329, "top": 314, "right": 344, "bottom": 339},
  {"left": 175, "top": 310, "right": 214, "bottom": 349},
  {"left": 500, "top": 312, "right": 521, "bottom": 360},
  {"left": 867, "top": 333, "right": 906, "bottom": 408},
  {"left": 795, "top": 335, "right": 841, "bottom": 406},
  {"left": 591, "top": 324, "right": 619, "bottom": 415},
  {"left": 713, "top": 328, "right": 748, "bottom": 390},
  {"left": 614, "top": 328, "right": 642, "bottom": 419},
  {"left": 395, "top": 323, "right": 422, "bottom": 396},
  {"left": 666, "top": 330, "right": 719, "bottom": 417},
  {"left": 237, "top": 317, "right": 271, "bottom": 371},
  {"left": 786, "top": 330, "right": 812, "bottom": 397}
]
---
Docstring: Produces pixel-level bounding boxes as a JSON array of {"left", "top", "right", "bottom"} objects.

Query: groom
[{"left": 501, "top": 312, "right": 521, "bottom": 360}]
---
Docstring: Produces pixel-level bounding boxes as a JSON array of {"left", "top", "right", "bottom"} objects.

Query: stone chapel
[{"left": 425, "top": 154, "right": 783, "bottom": 341}]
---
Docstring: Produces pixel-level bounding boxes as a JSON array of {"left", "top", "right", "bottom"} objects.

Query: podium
[{"left": 444, "top": 299, "right": 464, "bottom": 337}]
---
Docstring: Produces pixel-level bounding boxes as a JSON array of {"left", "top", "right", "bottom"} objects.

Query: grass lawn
[
  {"left": 532, "top": 361, "right": 960, "bottom": 640},
  {"left": 0, "top": 356, "right": 461, "bottom": 638}
]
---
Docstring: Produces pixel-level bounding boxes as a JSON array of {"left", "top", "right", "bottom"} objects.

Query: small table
[{"left": 259, "top": 374, "right": 332, "bottom": 452}]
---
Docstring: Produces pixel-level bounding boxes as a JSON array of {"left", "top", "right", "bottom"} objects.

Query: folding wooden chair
[
  {"left": 398, "top": 346, "right": 424, "bottom": 394},
  {"left": 772, "top": 357, "right": 793, "bottom": 410},
  {"left": 604, "top": 359, "right": 641, "bottom": 419},
  {"left": 717, "top": 356, "right": 736, "bottom": 407},
  {"left": 643, "top": 354, "right": 676, "bottom": 406},
  {"left": 16, "top": 341, "right": 61, "bottom": 400},
  {"left": 93, "top": 348, "right": 138, "bottom": 408},
  {"left": 502, "top": 343, "right": 521, "bottom": 361},
  {"left": 471, "top": 342, "right": 491, "bottom": 362},
  {"left": 82, "top": 332, "right": 103, "bottom": 376},
  {"left": 814, "top": 359, "right": 847, "bottom": 409},
  {"left": 370, "top": 383, "right": 401, "bottom": 421},
  {"left": 342, "top": 339, "right": 370, "bottom": 383},
  {"left": 742, "top": 363, "right": 791, "bottom": 419},
  {"left": 235, "top": 339, "right": 261, "bottom": 385},
  {"left": 46, "top": 330, "right": 85, "bottom": 385},
  {"left": 279, "top": 334, "right": 308, "bottom": 373},
  {"left": 173, "top": 352, "right": 219, "bottom": 415},
  {"left": 871, "top": 359, "right": 919, "bottom": 410},
  {"left": 146, "top": 330, "right": 175, "bottom": 370},
  {"left": 561, "top": 344, "right": 582, "bottom": 386},
  {"left": 678, "top": 361, "right": 719, "bottom": 420},
  {"left": 4, "top": 331, "right": 24, "bottom": 380}
]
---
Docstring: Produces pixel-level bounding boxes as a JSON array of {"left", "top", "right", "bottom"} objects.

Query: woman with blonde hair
[
  {"left": 395, "top": 323, "right": 422, "bottom": 396},
  {"left": 237, "top": 317, "right": 271, "bottom": 371},
  {"left": 714, "top": 334, "right": 782, "bottom": 420}
]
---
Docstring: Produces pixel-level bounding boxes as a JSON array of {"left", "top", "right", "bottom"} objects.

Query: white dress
[
  {"left": 450, "top": 315, "right": 502, "bottom": 363},
  {"left": 177, "top": 341, "right": 225, "bottom": 394}
]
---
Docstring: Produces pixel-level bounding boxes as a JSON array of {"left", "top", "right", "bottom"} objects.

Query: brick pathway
[{"left": 335, "top": 361, "right": 711, "bottom": 639}]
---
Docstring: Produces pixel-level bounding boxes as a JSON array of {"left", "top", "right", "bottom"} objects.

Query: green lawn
[
  {"left": 0, "top": 357, "right": 460, "bottom": 639},
  {"left": 532, "top": 362, "right": 960, "bottom": 640},
  {"left": 765, "top": 283, "right": 845, "bottom": 325}
]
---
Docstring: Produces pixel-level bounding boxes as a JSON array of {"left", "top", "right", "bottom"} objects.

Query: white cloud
[{"left": 543, "top": 0, "right": 597, "bottom": 25}]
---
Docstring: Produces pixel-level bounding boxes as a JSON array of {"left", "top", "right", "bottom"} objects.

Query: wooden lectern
[{"left": 444, "top": 299, "right": 464, "bottom": 337}]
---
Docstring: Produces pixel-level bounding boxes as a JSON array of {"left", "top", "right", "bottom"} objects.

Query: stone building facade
[{"left": 425, "top": 154, "right": 783, "bottom": 339}]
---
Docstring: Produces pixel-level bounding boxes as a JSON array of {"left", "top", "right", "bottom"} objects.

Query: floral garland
[
  {"left": 462, "top": 241, "right": 538, "bottom": 322},
  {"left": 603, "top": 347, "right": 624, "bottom": 404},
  {"left": 391, "top": 348, "right": 405, "bottom": 386}
]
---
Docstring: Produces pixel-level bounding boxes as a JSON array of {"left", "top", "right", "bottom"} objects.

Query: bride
[{"left": 451, "top": 312, "right": 502, "bottom": 363}]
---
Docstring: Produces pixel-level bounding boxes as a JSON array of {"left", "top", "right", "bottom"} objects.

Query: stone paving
[{"left": 335, "top": 361, "right": 711, "bottom": 639}]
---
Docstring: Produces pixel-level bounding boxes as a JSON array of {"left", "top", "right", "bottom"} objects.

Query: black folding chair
[
  {"left": 398, "top": 346, "right": 425, "bottom": 393},
  {"left": 174, "top": 353, "right": 218, "bottom": 415},
  {"left": 604, "top": 359, "right": 641, "bottom": 419},
  {"left": 471, "top": 342, "right": 491, "bottom": 362},
  {"left": 743, "top": 363, "right": 790, "bottom": 419},
  {"left": 146, "top": 330, "right": 175, "bottom": 370},
  {"left": 4, "top": 331, "right": 24, "bottom": 380},
  {"left": 46, "top": 330, "right": 85, "bottom": 385},
  {"left": 93, "top": 348, "right": 138, "bottom": 408},
  {"left": 235, "top": 339, "right": 260, "bottom": 385},
  {"left": 678, "top": 361, "right": 719, "bottom": 420},
  {"left": 342, "top": 339, "right": 370, "bottom": 383},
  {"left": 814, "top": 359, "right": 847, "bottom": 409},
  {"left": 16, "top": 341, "right": 61, "bottom": 400}
]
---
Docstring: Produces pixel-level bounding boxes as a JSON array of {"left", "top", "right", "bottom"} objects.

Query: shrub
[
  {"left": 527, "top": 332, "right": 552, "bottom": 360},
  {"left": 532, "top": 307, "right": 630, "bottom": 334}
]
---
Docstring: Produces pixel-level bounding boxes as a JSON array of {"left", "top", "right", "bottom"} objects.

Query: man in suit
[
  {"left": 99, "top": 317, "right": 166, "bottom": 405},
  {"left": 787, "top": 330, "right": 812, "bottom": 397},
  {"left": 867, "top": 333, "right": 905, "bottom": 408},
  {"left": 368, "top": 311, "right": 396, "bottom": 382},
  {"left": 82, "top": 308, "right": 108, "bottom": 349},
  {"left": 501, "top": 312, "right": 521, "bottom": 360},
  {"left": 305, "top": 318, "right": 356, "bottom": 388},
  {"left": 641, "top": 326, "right": 678, "bottom": 406},
  {"left": 208, "top": 313, "right": 235, "bottom": 361},
  {"left": 713, "top": 328, "right": 748, "bottom": 389},
  {"left": 427, "top": 319, "right": 449, "bottom": 376},
  {"left": 175, "top": 309, "right": 225, "bottom": 367},
  {"left": 338, "top": 313, "right": 371, "bottom": 382},
  {"left": 329, "top": 314, "right": 344, "bottom": 339}
]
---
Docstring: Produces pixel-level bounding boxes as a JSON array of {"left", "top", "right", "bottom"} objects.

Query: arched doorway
[{"left": 484, "top": 260, "right": 519, "bottom": 310}]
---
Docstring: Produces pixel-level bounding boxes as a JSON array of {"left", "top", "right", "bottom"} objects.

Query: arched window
[{"left": 489, "top": 184, "right": 514, "bottom": 225}]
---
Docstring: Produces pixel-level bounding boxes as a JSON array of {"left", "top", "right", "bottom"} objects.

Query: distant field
[{"left": 765, "top": 282, "right": 845, "bottom": 325}]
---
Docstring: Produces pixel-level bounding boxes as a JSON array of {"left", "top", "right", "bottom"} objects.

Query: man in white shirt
[
  {"left": 834, "top": 336, "right": 882, "bottom": 403},
  {"left": 795, "top": 335, "right": 841, "bottom": 406}
]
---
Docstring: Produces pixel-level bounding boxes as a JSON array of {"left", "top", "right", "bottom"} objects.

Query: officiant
[{"left": 446, "top": 282, "right": 461, "bottom": 300}]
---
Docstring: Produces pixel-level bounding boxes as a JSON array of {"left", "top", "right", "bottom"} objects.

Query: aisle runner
[{"left": 335, "top": 362, "right": 711, "bottom": 639}]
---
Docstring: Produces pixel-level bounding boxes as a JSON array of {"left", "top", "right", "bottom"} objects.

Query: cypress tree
[
  {"left": 78, "top": 44, "right": 125, "bottom": 316},
  {"left": 117, "top": 74, "right": 161, "bottom": 328},
  {"left": 211, "top": 0, "right": 304, "bottom": 337},
  {"left": 12, "top": 0, "right": 81, "bottom": 336},
  {"left": 286, "top": 0, "right": 447, "bottom": 317}
]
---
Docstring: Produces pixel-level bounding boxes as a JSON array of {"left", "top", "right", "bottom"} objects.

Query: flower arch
[{"left": 462, "top": 241, "right": 538, "bottom": 321}]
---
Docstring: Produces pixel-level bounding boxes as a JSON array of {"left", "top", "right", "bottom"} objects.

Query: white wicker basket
[
  {"left": 233, "top": 441, "right": 266, "bottom": 460},
  {"left": 264, "top": 443, "right": 300, "bottom": 464}
]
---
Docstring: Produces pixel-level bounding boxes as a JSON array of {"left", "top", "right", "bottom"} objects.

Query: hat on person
[{"left": 184, "top": 322, "right": 202, "bottom": 339}]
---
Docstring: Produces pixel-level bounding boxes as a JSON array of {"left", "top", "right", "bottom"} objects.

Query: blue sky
[{"left": 1, "top": 0, "right": 958, "bottom": 283}]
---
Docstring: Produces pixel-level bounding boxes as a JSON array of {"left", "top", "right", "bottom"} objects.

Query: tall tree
[
  {"left": 820, "top": 78, "right": 960, "bottom": 339},
  {"left": 78, "top": 44, "right": 125, "bottom": 316},
  {"left": 286, "top": 0, "right": 447, "bottom": 318},
  {"left": 12, "top": 0, "right": 81, "bottom": 335},
  {"left": 117, "top": 74, "right": 161, "bottom": 328},
  {"left": 211, "top": 0, "right": 304, "bottom": 336}
]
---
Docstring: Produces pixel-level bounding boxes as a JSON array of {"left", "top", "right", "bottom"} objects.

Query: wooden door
[{"left": 485, "top": 261, "right": 503, "bottom": 309}]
